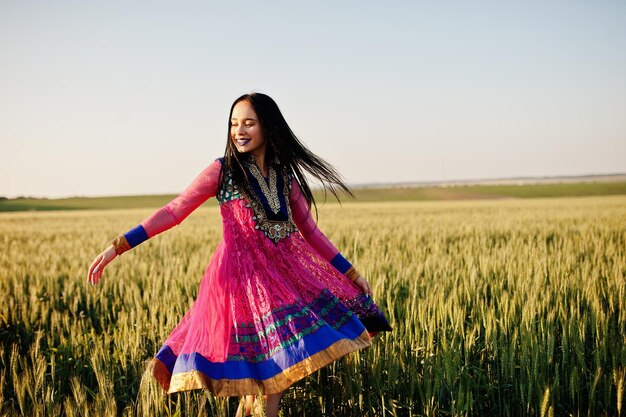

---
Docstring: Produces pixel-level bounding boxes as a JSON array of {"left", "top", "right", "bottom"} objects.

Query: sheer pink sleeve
[
  {"left": 289, "top": 178, "right": 353, "bottom": 273},
  {"left": 115, "top": 158, "right": 221, "bottom": 254},
  {"left": 139, "top": 159, "right": 222, "bottom": 238}
]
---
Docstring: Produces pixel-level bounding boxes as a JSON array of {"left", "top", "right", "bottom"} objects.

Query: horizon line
[{"left": 2, "top": 171, "right": 625, "bottom": 201}]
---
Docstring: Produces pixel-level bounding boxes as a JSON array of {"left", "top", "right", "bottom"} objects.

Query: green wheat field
[{"left": 1, "top": 185, "right": 625, "bottom": 416}]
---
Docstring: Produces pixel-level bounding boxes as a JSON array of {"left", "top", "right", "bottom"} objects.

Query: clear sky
[{"left": 1, "top": 1, "right": 625, "bottom": 198}]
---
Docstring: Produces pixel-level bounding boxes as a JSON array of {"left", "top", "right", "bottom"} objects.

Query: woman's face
[{"left": 230, "top": 100, "right": 266, "bottom": 158}]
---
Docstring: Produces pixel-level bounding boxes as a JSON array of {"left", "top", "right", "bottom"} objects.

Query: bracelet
[
  {"left": 345, "top": 266, "right": 360, "bottom": 282},
  {"left": 111, "top": 235, "right": 131, "bottom": 255}
]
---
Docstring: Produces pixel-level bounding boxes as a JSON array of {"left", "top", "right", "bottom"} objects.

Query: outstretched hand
[
  {"left": 87, "top": 245, "right": 117, "bottom": 285},
  {"left": 354, "top": 276, "right": 372, "bottom": 295}
]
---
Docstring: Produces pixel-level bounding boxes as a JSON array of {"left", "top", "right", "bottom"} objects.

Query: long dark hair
[{"left": 220, "top": 92, "right": 353, "bottom": 216}]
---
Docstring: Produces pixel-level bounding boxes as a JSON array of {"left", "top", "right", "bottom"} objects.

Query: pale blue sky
[{"left": 1, "top": 1, "right": 625, "bottom": 198}]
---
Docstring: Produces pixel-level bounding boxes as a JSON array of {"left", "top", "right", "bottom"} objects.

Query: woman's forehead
[{"left": 231, "top": 101, "right": 257, "bottom": 120}]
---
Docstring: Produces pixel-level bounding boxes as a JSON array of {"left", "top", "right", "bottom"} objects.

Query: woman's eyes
[{"left": 231, "top": 123, "right": 254, "bottom": 127}]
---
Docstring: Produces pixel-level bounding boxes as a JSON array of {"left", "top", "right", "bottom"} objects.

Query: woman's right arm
[
  {"left": 87, "top": 158, "right": 222, "bottom": 285},
  {"left": 127, "top": 158, "right": 222, "bottom": 245}
]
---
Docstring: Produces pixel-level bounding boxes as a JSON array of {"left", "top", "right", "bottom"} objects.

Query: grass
[{"left": 0, "top": 195, "right": 624, "bottom": 416}]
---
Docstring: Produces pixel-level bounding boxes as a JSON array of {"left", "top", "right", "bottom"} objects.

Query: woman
[{"left": 87, "top": 92, "right": 392, "bottom": 417}]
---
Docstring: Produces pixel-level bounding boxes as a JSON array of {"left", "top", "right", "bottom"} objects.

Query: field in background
[
  {"left": 1, "top": 181, "right": 626, "bottom": 211},
  {"left": 0, "top": 196, "right": 624, "bottom": 416}
]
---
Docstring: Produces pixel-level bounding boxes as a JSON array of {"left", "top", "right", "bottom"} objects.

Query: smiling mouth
[{"left": 236, "top": 138, "right": 251, "bottom": 146}]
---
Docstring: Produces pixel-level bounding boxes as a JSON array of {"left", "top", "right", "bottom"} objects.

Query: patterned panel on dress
[{"left": 217, "top": 170, "right": 243, "bottom": 205}]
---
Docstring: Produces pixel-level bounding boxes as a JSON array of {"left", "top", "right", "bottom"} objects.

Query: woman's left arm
[{"left": 289, "top": 177, "right": 371, "bottom": 294}]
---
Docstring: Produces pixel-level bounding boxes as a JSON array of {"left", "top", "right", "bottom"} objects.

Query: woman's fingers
[
  {"left": 87, "top": 250, "right": 110, "bottom": 285},
  {"left": 87, "top": 255, "right": 102, "bottom": 284},
  {"left": 363, "top": 281, "right": 372, "bottom": 295},
  {"left": 93, "top": 265, "right": 101, "bottom": 284},
  {"left": 355, "top": 276, "right": 372, "bottom": 295},
  {"left": 363, "top": 279, "right": 372, "bottom": 295},
  {"left": 93, "top": 257, "right": 107, "bottom": 285}
]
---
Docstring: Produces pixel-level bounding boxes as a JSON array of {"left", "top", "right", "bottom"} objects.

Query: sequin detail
[
  {"left": 245, "top": 162, "right": 281, "bottom": 214},
  {"left": 240, "top": 168, "right": 297, "bottom": 243},
  {"left": 233, "top": 165, "right": 298, "bottom": 243},
  {"left": 216, "top": 162, "right": 298, "bottom": 243}
]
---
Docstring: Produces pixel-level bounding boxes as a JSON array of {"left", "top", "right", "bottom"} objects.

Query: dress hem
[{"left": 151, "top": 329, "right": 372, "bottom": 396}]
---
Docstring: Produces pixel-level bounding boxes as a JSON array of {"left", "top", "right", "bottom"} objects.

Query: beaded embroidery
[
  {"left": 216, "top": 159, "right": 298, "bottom": 243},
  {"left": 239, "top": 165, "right": 298, "bottom": 243},
  {"left": 244, "top": 162, "right": 281, "bottom": 214}
]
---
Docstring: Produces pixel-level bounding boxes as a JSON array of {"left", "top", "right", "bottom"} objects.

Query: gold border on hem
[{"left": 152, "top": 330, "right": 371, "bottom": 396}]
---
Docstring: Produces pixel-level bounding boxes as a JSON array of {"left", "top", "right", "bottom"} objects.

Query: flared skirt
[{"left": 150, "top": 231, "right": 391, "bottom": 396}]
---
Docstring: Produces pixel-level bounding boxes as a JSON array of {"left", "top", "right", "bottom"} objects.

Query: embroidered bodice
[{"left": 216, "top": 157, "right": 298, "bottom": 243}]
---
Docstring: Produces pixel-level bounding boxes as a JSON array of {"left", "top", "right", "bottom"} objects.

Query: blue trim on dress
[
  {"left": 155, "top": 313, "right": 365, "bottom": 380},
  {"left": 124, "top": 225, "right": 149, "bottom": 248},
  {"left": 330, "top": 253, "right": 352, "bottom": 274}
]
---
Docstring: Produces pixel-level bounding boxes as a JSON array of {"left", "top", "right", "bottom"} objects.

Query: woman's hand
[
  {"left": 87, "top": 245, "right": 117, "bottom": 285},
  {"left": 354, "top": 276, "right": 372, "bottom": 295}
]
